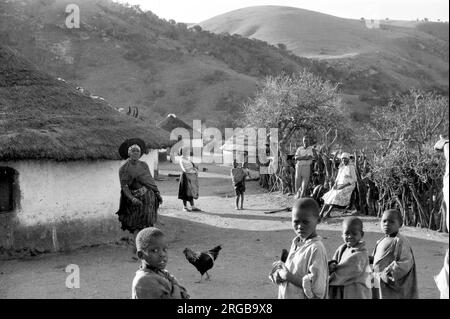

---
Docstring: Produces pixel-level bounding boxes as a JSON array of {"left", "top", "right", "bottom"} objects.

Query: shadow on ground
[{"left": 0, "top": 214, "right": 446, "bottom": 299}]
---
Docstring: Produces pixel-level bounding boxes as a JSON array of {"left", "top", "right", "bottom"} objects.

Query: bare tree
[{"left": 241, "top": 71, "right": 349, "bottom": 157}]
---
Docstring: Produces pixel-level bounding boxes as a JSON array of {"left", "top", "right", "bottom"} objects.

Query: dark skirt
[
  {"left": 116, "top": 188, "right": 159, "bottom": 234},
  {"left": 234, "top": 181, "right": 246, "bottom": 195},
  {"left": 178, "top": 172, "right": 193, "bottom": 201}
]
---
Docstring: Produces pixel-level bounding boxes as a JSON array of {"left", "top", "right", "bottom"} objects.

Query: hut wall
[{"left": 0, "top": 152, "right": 158, "bottom": 258}]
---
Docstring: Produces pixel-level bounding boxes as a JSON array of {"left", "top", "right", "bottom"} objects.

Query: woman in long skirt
[
  {"left": 116, "top": 143, "right": 163, "bottom": 233},
  {"left": 177, "top": 149, "right": 200, "bottom": 212}
]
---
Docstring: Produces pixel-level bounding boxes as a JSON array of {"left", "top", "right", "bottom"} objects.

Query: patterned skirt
[{"left": 116, "top": 187, "right": 159, "bottom": 234}]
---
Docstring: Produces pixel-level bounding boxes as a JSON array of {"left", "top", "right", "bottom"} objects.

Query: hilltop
[{"left": 200, "top": 6, "right": 449, "bottom": 97}]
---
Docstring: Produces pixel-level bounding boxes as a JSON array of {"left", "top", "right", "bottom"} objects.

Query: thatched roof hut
[
  {"left": 0, "top": 46, "right": 171, "bottom": 161},
  {"left": 157, "top": 114, "right": 193, "bottom": 134},
  {"left": 0, "top": 46, "right": 174, "bottom": 256}
]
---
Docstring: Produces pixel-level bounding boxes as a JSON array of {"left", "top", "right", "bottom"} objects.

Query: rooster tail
[{"left": 209, "top": 245, "right": 222, "bottom": 260}]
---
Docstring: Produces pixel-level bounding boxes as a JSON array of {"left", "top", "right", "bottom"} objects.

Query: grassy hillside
[
  {"left": 200, "top": 6, "right": 449, "bottom": 98},
  {"left": 2, "top": 1, "right": 446, "bottom": 130},
  {"left": 1, "top": 0, "right": 340, "bottom": 129}
]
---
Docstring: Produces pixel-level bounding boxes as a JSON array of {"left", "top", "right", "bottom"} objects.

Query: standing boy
[
  {"left": 271, "top": 198, "right": 329, "bottom": 299},
  {"left": 231, "top": 160, "right": 248, "bottom": 210},
  {"left": 371, "top": 209, "right": 418, "bottom": 299},
  {"left": 328, "top": 217, "right": 372, "bottom": 299}
]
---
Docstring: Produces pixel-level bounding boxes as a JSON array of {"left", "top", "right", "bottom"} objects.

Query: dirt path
[{"left": 0, "top": 162, "right": 448, "bottom": 299}]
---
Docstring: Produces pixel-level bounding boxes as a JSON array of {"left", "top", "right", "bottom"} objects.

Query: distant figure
[
  {"left": 178, "top": 149, "right": 201, "bottom": 212},
  {"left": 231, "top": 160, "right": 249, "bottom": 210},
  {"left": 281, "top": 154, "right": 295, "bottom": 195},
  {"left": 434, "top": 135, "right": 449, "bottom": 299},
  {"left": 294, "top": 136, "right": 315, "bottom": 198},
  {"left": 132, "top": 227, "right": 189, "bottom": 299},
  {"left": 320, "top": 152, "right": 357, "bottom": 219},
  {"left": 328, "top": 217, "right": 372, "bottom": 299},
  {"left": 371, "top": 209, "right": 418, "bottom": 299},
  {"left": 270, "top": 198, "right": 328, "bottom": 299}
]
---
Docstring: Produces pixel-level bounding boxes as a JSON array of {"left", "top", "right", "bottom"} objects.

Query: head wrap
[
  {"left": 128, "top": 144, "right": 141, "bottom": 154},
  {"left": 340, "top": 152, "right": 350, "bottom": 159}
]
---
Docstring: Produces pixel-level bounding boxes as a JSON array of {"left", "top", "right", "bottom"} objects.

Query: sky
[{"left": 118, "top": 0, "right": 450, "bottom": 23}]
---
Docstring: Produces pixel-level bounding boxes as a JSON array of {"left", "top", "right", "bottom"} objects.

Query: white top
[
  {"left": 335, "top": 164, "right": 357, "bottom": 186},
  {"left": 278, "top": 236, "right": 328, "bottom": 299},
  {"left": 295, "top": 146, "right": 314, "bottom": 166},
  {"left": 179, "top": 157, "right": 197, "bottom": 174}
]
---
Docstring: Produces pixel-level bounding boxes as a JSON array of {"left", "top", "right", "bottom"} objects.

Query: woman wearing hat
[
  {"left": 116, "top": 141, "right": 163, "bottom": 233},
  {"left": 319, "top": 152, "right": 357, "bottom": 219}
]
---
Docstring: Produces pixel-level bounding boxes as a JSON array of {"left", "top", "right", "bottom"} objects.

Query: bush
[{"left": 367, "top": 90, "right": 449, "bottom": 229}]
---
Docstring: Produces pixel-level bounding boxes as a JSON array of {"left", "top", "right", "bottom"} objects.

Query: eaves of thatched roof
[{"left": 0, "top": 46, "right": 172, "bottom": 161}]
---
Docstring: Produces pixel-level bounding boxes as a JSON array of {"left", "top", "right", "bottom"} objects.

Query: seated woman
[
  {"left": 116, "top": 143, "right": 163, "bottom": 234},
  {"left": 178, "top": 149, "right": 201, "bottom": 212},
  {"left": 319, "top": 152, "right": 357, "bottom": 219}
]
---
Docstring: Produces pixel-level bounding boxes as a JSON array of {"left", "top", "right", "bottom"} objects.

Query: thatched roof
[
  {"left": 0, "top": 46, "right": 172, "bottom": 161},
  {"left": 157, "top": 114, "right": 193, "bottom": 134}
]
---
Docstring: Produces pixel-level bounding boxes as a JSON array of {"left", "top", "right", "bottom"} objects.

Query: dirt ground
[{"left": 0, "top": 161, "right": 448, "bottom": 299}]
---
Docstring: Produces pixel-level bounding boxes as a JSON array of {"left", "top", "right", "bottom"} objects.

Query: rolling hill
[
  {"left": 0, "top": 0, "right": 333, "bottom": 129},
  {"left": 200, "top": 6, "right": 449, "bottom": 97},
  {"left": 1, "top": 1, "right": 447, "bottom": 131}
]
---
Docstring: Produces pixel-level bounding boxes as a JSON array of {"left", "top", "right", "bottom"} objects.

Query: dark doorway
[{"left": 0, "top": 167, "right": 19, "bottom": 213}]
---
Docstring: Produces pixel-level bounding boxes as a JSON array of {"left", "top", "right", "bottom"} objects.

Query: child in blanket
[
  {"left": 328, "top": 217, "right": 372, "bottom": 299},
  {"left": 371, "top": 209, "right": 419, "bottom": 299}
]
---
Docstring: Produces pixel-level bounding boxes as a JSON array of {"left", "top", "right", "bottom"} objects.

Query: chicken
[{"left": 183, "top": 245, "right": 222, "bottom": 283}]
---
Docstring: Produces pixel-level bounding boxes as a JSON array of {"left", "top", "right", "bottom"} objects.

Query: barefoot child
[
  {"left": 270, "top": 198, "right": 329, "bottom": 299},
  {"left": 328, "top": 217, "right": 372, "bottom": 299},
  {"left": 371, "top": 209, "right": 418, "bottom": 299},
  {"left": 132, "top": 227, "right": 190, "bottom": 299},
  {"left": 231, "top": 160, "right": 248, "bottom": 210}
]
